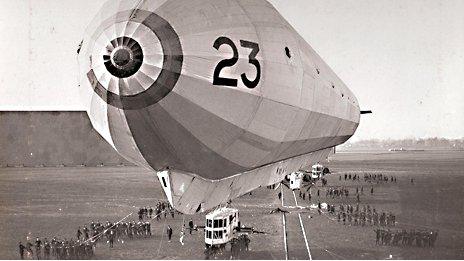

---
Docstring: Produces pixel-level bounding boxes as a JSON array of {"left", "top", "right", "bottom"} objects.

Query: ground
[{"left": 0, "top": 150, "right": 463, "bottom": 259}]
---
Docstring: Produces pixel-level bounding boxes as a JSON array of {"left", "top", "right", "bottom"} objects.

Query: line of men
[
  {"left": 335, "top": 204, "right": 397, "bottom": 227},
  {"left": 375, "top": 228, "right": 438, "bottom": 248},
  {"left": 325, "top": 187, "right": 350, "bottom": 198},
  {"left": 340, "top": 173, "right": 361, "bottom": 181},
  {"left": 138, "top": 201, "right": 176, "bottom": 221},
  {"left": 83, "top": 220, "right": 153, "bottom": 245},
  {"left": 18, "top": 203, "right": 175, "bottom": 260},
  {"left": 364, "top": 173, "right": 397, "bottom": 183},
  {"left": 338, "top": 173, "right": 398, "bottom": 184},
  {"left": 19, "top": 237, "right": 94, "bottom": 260}
]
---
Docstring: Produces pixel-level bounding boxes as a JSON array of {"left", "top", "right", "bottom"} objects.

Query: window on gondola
[
  {"left": 214, "top": 220, "right": 219, "bottom": 228},
  {"left": 218, "top": 219, "right": 223, "bottom": 227}
]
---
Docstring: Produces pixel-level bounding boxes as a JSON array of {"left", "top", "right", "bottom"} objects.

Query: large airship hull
[{"left": 78, "top": 0, "right": 360, "bottom": 214}]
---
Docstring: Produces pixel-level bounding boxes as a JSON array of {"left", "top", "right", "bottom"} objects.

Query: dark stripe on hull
[{"left": 123, "top": 102, "right": 249, "bottom": 179}]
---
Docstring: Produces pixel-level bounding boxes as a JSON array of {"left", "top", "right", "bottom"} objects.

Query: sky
[{"left": 0, "top": 0, "right": 463, "bottom": 141}]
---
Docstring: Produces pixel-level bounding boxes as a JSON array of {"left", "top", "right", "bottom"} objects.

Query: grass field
[{"left": 0, "top": 150, "right": 463, "bottom": 259}]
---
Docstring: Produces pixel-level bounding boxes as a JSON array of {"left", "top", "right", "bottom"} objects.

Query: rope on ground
[
  {"left": 82, "top": 205, "right": 170, "bottom": 246},
  {"left": 156, "top": 210, "right": 168, "bottom": 258},
  {"left": 82, "top": 212, "right": 133, "bottom": 245}
]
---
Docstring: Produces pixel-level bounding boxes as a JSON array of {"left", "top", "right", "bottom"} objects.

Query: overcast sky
[{"left": 0, "top": 0, "right": 463, "bottom": 140}]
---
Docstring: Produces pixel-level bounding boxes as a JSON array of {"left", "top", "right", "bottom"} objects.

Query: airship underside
[{"left": 78, "top": 0, "right": 360, "bottom": 214}]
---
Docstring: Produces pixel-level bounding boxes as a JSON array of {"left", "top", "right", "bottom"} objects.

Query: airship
[{"left": 77, "top": 0, "right": 361, "bottom": 214}]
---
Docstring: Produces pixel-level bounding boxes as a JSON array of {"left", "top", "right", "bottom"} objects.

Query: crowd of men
[
  {"left": 364, "top": 173, "right": 397, "bottom": 183},
  {"left": 332, "top": 204, "right": 397, "bottom": 227},
  {"left": 289, "top": 171, "right": 439, "bottom": 250},
  {"left": 340, "top": 173, "right": 362, "bottom": 181},
  {"left": 137, "top": 201, "right": 177, "bottom": 221},
  {"left": 375, "top": 228, "right": 438, "bottom": 248},
  {"left": 338, "top": 173, "right": 398, "bottom": 184},
  {"left": 18, "top": 202, "right": 176, "bottom": 259},
  {"left": 325, "top": 186, "right": 350, "bottom": 198},
  {"left": 18, "top": 237, "right": 94, "bottom": 260},
  {"left": 85, "top": 219, "right": 153, "bottom": 244}
]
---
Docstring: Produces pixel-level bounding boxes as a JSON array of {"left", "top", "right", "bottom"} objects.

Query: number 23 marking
[{"left": 213, "top": 36, "right": 261, "bottom": 89}]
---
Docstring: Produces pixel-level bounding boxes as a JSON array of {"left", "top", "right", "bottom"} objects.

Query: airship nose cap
[
  {"left": 103, "top": 37, "right": 144, "bottom": 79},
  {"left": 112, "top": 48, "right": 131, "bottom": 67},
  {"left": 83, "top": 10, "right": 183, "bottom": 110}
]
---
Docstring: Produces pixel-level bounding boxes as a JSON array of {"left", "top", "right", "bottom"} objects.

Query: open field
[{"left": 0, "top": 150, "right": 463, "bottom": 259}]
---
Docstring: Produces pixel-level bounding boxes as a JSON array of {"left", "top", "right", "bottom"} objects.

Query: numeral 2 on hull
[{"left": 213, "top": 36, "right": 261, "bottom": 89}]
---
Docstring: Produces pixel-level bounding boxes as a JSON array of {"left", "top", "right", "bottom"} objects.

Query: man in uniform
[
  {"left": 35, "top": 237, "right": 42, "bottom": 260},
  {"left": 189, "top": 219, "right": 194, "bottom": 235},
  {"left": 180, "top": 228, "right": 185, "bottom": 246},
  {"left": 167, "top": 225, "right": 173, "bottom": 242},
  {"left": 374, "top": 229, "right": 381, "bottom": 245},
  {"left": 18, "top": 242, "right": 25, "bottom": 260},
  {"left": 26, "top": 241, "right": 33, "bottom": 258},
  {"left": 109, "top": 229, "right": 115, "bottom": 248},
  {"left": 43, "top": 238, "right": 51, "bottom": 260},
  {"left": 77, "top": 227, "right": 82, "bottom": 241}
]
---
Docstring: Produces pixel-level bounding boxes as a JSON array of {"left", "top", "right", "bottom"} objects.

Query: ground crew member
[
  {"left": 76, "top": 228, "right": 82, "bottom": 241},
  {"left": 278, "top": 192, "right": 282, "bottom": 200},
  {"left": 109, "top": 229, "right": 115, "bottom": 248},
  {"left": 35, "top": 238, "right": 42, "bottom": 260},
  {"left": 374, "top": 229, "right": 381, "bottom": 245},
  {"left": 167, "top": 225, "right": 173, "bottom": 242},
  {"left": 19, "top": 242, "right": 25, "bottom": 260},
  {"left": 43, "top": 239, "right": 50, "bottom": 260},
  {"left": 189, "top": 219, "right": 194, "bottom": 235},
  {"left": 180, "top": 229, "right": 185, "bottom": 246},
  {"left": 83, "top": 227, "right": 89, "bottom": 240}
]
